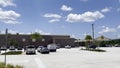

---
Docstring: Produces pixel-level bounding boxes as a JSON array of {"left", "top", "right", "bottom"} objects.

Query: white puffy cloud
[
  {"left": 101, "top": 25, "right": 106, "bottom": 28},
  {"left": 0, "top": 0, "right": 16, "bottom": 7},
  {"left": 43, "top": 13, "right": 61, "bottom": 23},
  {"left": 101, "top": 7, "right": 111, "bottom": 13},
  {"left": 61, "top": 5, "right": 73, "bottom": 11},
  {"left": 43, "top": 13, "right": 61, "bottom": 19},
  {"left": 117, "top": 8, "right": 120, "bottom": 12},
  {"left": 98, "top": 27, "right": 116, "bottom": 34},
  {"left": 1, "top": 29, "right": 31, "bottom": 34},
  {"left": 117, "top": 25, "right": 120, "bottom": 29},
  {"left": 35, "top": 29, "right": 51, "bottom": 35},
  {"left": 8, "top": 29, "right": 18, "bottom": 34},
  {"left": 71, "top": 34, "right": 76, "bottom": 38},
  {"left": 49, "top": 19, "right": 60, "bottom": 23},
  {"left": 0, "top": 8, "right": 21, "bottom": 24},
  {"left": 0, "top": 29, "right": 51, "bottom": 35},
  {"left": 118, "top": 35, "right": 120, "bottom": 38},
  {"left": 66, "top": 11, "right": 104, "bottom": 23},
  {"left": 83, "top": 33, "right": 90, "bottom": 36},
  {"left": 0, "top": 29, "right": 19, "bottom": 34}
]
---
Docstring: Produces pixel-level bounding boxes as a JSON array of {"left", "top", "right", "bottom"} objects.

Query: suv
[
  {"left": 9, "top": 46, "right": 15, "bottom": 50},
  {"left": 47, "top": 44, "right": 57, "bottom": 52},
  {"left": 0, "top": 46, "right": 7, "bottom": 50},
  {"left": 26, "top": 45, "right": 36, "bottom": 54}
]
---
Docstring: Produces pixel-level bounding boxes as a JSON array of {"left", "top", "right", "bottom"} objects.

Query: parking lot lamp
[
  {"left": 5, "top": 28, "right": 8, "bottom": 66},
  {"left": 92, "top": 23, "right": 95, "bottom": 43}
]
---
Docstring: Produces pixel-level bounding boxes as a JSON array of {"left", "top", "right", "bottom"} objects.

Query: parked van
[{"left": 47, "top": 44, "right": 57, "bottom": 52}]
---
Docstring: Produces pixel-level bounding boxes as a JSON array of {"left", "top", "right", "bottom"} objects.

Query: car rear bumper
[{"left": 26, "top": 51, "right": 36, "bottom": 54}]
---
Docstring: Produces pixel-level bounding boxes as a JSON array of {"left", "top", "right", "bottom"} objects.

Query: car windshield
[{"left": 43, "top": 47, "right": 47, "bottom": 49}]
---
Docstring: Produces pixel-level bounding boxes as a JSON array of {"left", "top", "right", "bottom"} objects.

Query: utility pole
[
  {"left": 92, "top": 23, "right": 95, "bottom": 43},
  {"left": 5, "top": 28, "right": 8, "bottom": 66}
]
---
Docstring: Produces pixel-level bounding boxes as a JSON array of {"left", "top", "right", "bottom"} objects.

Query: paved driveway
[{"left": 0, "top": 47, "right": 120, "bottom": 68}]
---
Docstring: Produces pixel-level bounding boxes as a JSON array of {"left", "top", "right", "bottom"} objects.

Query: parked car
[
  {"left": 65, "top": 45, "right": 71, "bottom": 49},
  {"left": 37, "top": 46, "right": 44, "bottom": 52},
  {"left": 17, "top": 46, "right": 23, "bottom": 50},
  {"left": 9, "top": 46, "right": 15, "bottom": 50},
  {"left": 39, "top": 46, "right": 49, "bottom": 54},
  {"left": 0, "top": 46, "right": 7, "bottom": 50},
  {"left": 114, "top": 44, "right": 120, "bottom": 47},
  {"left": 26, "top": 45, "right": 36, "bottom": 54},
  {"left": 88, "top": 45, "right": 97, "bottom": 49},
  {"left": 47, "top": 44, "right": 57, "bottom": 52},
  {"left": 106, "top": 45, "right": 112, "bottom": 47},
  {"left": 56, "top": 46, "right": 60, "bottom": 49}
]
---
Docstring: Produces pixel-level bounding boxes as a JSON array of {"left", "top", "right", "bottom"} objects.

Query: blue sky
[{"left": 0, "top": 0, "right": 120, "bottom": 39}]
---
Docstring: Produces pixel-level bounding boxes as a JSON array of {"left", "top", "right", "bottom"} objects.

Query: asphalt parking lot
[{"left": 0, "top": 47, "right": 120, "bottom": 68}]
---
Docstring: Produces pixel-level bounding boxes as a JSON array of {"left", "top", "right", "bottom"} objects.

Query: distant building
[
  {"left": 75, "top": 36, "right": 111, "bottom": 47},
  {"left": 95, "top": 35, "right": 111, "bottom": 41},
  {"left": 0, "top": 34, "right": 75, "bottom": 48}
]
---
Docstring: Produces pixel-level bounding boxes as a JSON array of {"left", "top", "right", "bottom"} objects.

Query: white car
[
  {"left": 47, "top": 44, "right": 57, "bottom": 52},
  {"left": 65, "top": 45, "right": 71, "bottom": 49},
  {"left": 37, "top": 46, "right": 44, "bottom": 52},
  {"left": 0, "top": 46, "right": 7, "bottom": 50},
  {"left": 114, "top": 44, "right": 120, "bottom": 47},
  {"left": 26, "top": 45, "right": 36, "bottom": 54},
  {"left": 9, "top": 46, "right": 15, "bottom": 50}
]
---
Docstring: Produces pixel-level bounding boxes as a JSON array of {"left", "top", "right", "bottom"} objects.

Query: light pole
[
  {"left": 5, "top": 28, "right": 8, "bottom": 66},
  {"left": 92, "top": 23, "right": 95, "bottom": 43}
]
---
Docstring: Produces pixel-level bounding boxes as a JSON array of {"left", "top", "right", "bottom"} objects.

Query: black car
[
  {"left": 17, "top": 46, "right": 23, "bottom": 50},
  {"left": 39, "top": 46, "right": 49, "bottom": 54},
  {"left": 88, "top": 45, "right": 97, "bottom": 49}
]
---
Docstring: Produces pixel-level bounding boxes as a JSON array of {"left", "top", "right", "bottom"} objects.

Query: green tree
[
  {"left": 31, "top": 32, "right": 42, "bottom": 41},
  {"left": 85, "top": 35, "right": 92, "bottom": 41},
  {"left": 99, "top": 36, "right": 105, "bottom": 47},
  {"left": 85, "top": 35, "right": 92, "bottom": 49}
]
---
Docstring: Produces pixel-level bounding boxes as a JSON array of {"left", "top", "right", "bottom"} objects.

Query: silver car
[
  {"left": 65, "top": 45, "right": 71, "bottom": 49},
  {"left": 37, "top": 46, "right": 43, "bottom": 52},
  {"left": 26, "top": 45, "right": 36, "bottom": 54},
  {"left": 47, "top": 44, "right": 57, "bottom": 52},
  {"left": 0, "top": 46, "right": 7, "bottom": 50},
  {"left": 9, "top": 46, "right": 15, "bottom": 50}
]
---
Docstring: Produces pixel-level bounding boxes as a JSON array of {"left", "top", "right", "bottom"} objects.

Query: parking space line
[{"left": 34, "top": 57, "right": 46, "bottom": 68}]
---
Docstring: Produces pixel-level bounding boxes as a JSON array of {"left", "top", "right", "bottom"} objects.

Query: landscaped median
[
  {"left": 81, "top": 48, "right": 106, "bottom": 52},
  {"left": 0, "top": 62, "right": 23, "bottom": 68},
  {"left": 1, "top": 51, "right": 23, "bottom": 55}
]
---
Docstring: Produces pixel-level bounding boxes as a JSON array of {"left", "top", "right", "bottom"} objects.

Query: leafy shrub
[
  {"left": 6, "top": 64, "right": 14, "bottom": 68},
  {"left": 15, "top": 65, "right": 23, "bottom": 68},
  {"left": 0, "top": 62, "right": 23, "bottom": 68},
  {"left": 81, "top": 48, "right": 106, "bottom": 52},
  {"left": 1, "top": 51, "right": 22, "bottom": 55},
  {"left": 0, "top": 62, "right": 5, "bottom": 68}
]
